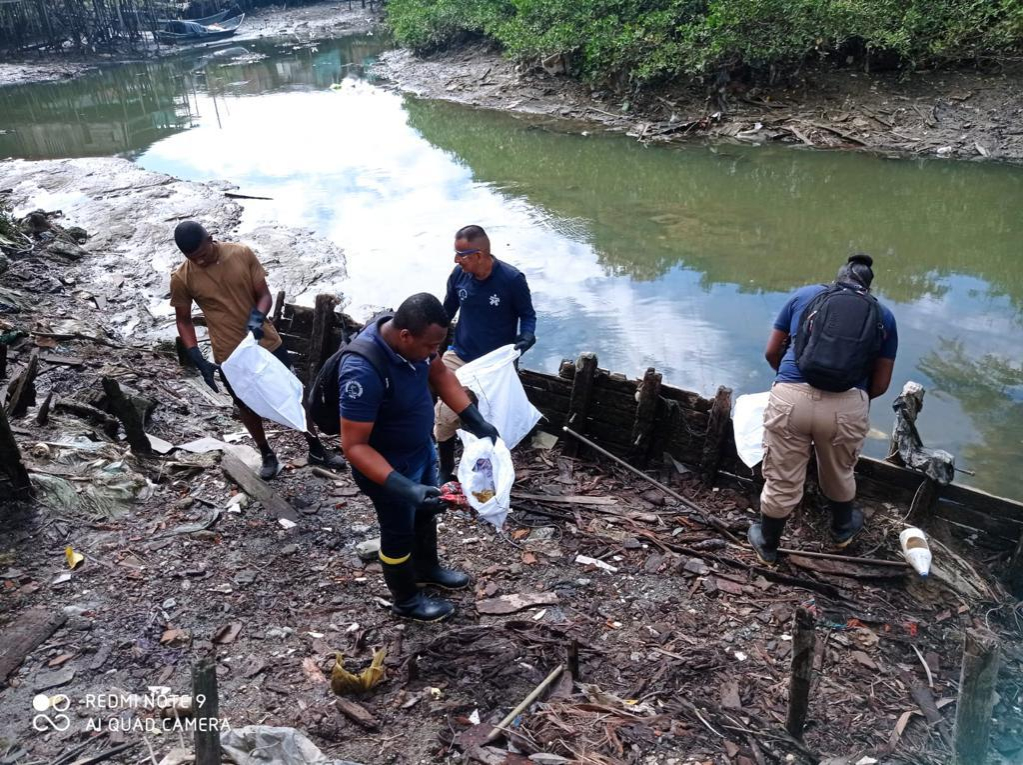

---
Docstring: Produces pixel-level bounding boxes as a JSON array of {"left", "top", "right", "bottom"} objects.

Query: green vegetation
[{"left": 387, "top": 0, "right": 1023, "bottom": 85}]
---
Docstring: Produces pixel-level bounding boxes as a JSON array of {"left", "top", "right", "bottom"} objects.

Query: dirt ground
[
  {"left": 0, "top": 3, "right": 379, "bottom": 87},
  {"left": 2, "top": 163, "right": 1023, "bottom": 765},
  {"left": 376, "top": 45, "right": 1023, "bottom": 164}
]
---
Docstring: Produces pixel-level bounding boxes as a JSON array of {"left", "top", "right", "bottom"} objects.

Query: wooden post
[
  {"left": 700, "top": 386, "right": 733, "bottom": 485},
  {"left": 1007, "top": 533, "right": 1023, "bottom": 599},
  {"left": 0, "top": 405, "right": 31, "bottom": 498},
  {"left": 101, "top": 377, "right": 152, "bottom": 455},
  {"left": 562, "top": 353, "right": 597, "bottom": 458},
  {"left": 0, "top": 343, "right": 7, "bottom": 379},
  {"left": 191, "top": 653, "right": 221, "bottom": 765},
  {"left": 630, "top": 367, "right": 661, "bottom": 467},
  {"left": 35, "top": 391, "right": 53, "bottom": 426},
  {"left": 567, "top": 638, "right": 580, "bottom": 681},
  {"left": 786, "top": 606, "right": 816, "bottom": 739},
  {"left": 272, "top": 289, "right": 286, "bottom": 326},
  {"left": 5, "top": 348, "right": 38, "bottom": 418},
  {"left": 306, "top": 293, "right": 338, "bottom": 385},
  {"left": 953, "top": 629, "right": 1000, "bottom": 765}
]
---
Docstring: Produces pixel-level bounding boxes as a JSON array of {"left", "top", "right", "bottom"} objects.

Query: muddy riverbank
[
  {"left": 377, "top": 44, "right": 1023, "bottom": 163},
  {"left": 0, "top": 3, "right": 379, "bottom": 88}
]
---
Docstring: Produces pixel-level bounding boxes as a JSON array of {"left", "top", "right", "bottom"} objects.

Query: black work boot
[
  {"left": 259, "top": 451, "right": 282, "bottom": 480},
  {"left": 437, "top": 439, "right": 457, "bottom": 483},
  {"left": 829, "top": 499, "right": 864, "bottom": 549},
  {"left": 748, "top": 514, "right": 786, "bottom": 565},
  {"left": 414, "top": 515, "right": 470, "bottom": 590},
  {"left": 381, "top": 557, "right": 455, "bottom": 623}
]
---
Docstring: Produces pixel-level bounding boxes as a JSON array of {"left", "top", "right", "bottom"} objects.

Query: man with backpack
[
  {"left": 436, "top": 224, "right": 537, "bottom": 481},
  {"left": 748, "top": 253, "right": 898, "bottom": 564},
  {"left": 338, "top": 293, "right": 499, "bottom": 623},
  {"left": 170, "top": 221, "right": 346, "bottom": 479}
]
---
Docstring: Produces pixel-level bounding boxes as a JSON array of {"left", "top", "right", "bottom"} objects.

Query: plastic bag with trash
[
  {"left": 455, "top": 344, "right": 541, "bottom": 449},
  {"left": 221, "top": 335, "right": 307, "bottom": 431},
  {"left": 732, "top": 391, "right": 771, "bottom": 468},
  {"left": 456, "top": 431, "right": 514, "bottom": 529},
  {"left": 220, "top": 725, "right": 366, "bottom": 765}
]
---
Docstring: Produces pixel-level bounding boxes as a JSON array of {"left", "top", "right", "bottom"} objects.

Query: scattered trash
[
  {"left": 356, "top": 538, "right": 381, "bottom": 561},
  {"left": 278, "top": 518, "right": 297, "bottom": 530},
  {"left": 899, "top": 526, "right": 932, "bottom": 577},
  {"left": 213, "top": 621, "right": 243, "bottom": 645},
  {"left": 220, "top": 725, "right": 367, "bottom": 765},
  {"left": 64, "top": 546, "right": 84, "bottom": 569},
  {"left": 330, "top": 649, "right": 386, "bottom": 695},
  {"left": 476, "top": 592, "right": 559, "bottom": 615},
  {"left": 457, "top": 432, "right": 514, "bottom": 529},
  {"left": 439, "top": 480, "right": 468, "bottom": 507},
  {"left": 574, "top": 554, "right": 617, "bottom": 573}
]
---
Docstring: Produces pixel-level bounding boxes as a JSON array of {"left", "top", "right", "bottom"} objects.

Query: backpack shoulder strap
[{"left": 342, "top": 335, "right": 392, "bottom": 393}]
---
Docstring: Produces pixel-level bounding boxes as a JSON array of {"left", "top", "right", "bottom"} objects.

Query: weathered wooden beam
[
  {"left": 221, "top": 450, "right": 298, "bottom": 521},
  {"left": 630, "top": 367, "right": 662, "bottom": 467},
  {"left": 101, "top": 377, "right": 152, "bottom": 455},
  {"left": 700, "top": 385, "right": 732, "bottom": 485},
  {"left": 953, "top": 629, "right": 1000, "bottom": 765},
  {"left": 272, "top": 289, "right": 286, "bottom": 326},
  {"left": 306, "top": 294, "right": 338, "bottom": 385},
  {"left": 0, "top": 609, "right": 66, "bottom": 684},
  {"left": 5, "top": 348, "right": 38, "bottom": 418},
  {"left": 563, "top": 353, "right": 597, "bottom": 458},
  {"left": 0, "top": 405, "right": 31, "bottom": 499},
  {"left": 1007, "top": 534, "right": 1023, "bottom": 598},
  {"left": 35, "top": 391, "right": 53, "bottom": 426},
  {"left": 786, "top": 606, "right": 816, "bottom": 739},
  {"left": 192, "top": 654, "right": 221, "bottom": 765}
]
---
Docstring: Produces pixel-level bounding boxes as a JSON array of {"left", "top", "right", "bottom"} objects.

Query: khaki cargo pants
[
  {"left": 434, "top": 350, "right": 468, "bottom": 442},
  {"left": 759, "top": 382, "right": 870, "bottom": 520}
]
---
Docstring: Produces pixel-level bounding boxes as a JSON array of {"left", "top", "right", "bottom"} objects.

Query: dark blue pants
[{"left": 352, "top": 443, "right": 437, "bottom": 563}]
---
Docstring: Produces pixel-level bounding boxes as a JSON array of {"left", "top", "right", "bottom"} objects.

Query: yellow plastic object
[
  {"left": 65, "top": 546, "right": 84, "bottom": 569},
  {"left": 330, "top": 649, "right": 386, "bottom": 695}
]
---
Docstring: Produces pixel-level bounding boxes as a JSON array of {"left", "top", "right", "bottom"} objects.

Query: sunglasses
[{"left": 454, "top": 248, "right": 481, "bottom": 259}]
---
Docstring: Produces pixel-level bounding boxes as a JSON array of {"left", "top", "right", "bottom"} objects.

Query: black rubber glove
[
  {"left": 458, "top": 403, "right": 500, "bottom": 444},
  {"left": 383, "top": 470, "right": 445, "bottom": 512},
  {"left": 246, "top": 308, "right": 267, "bottom": 341},
  {"left": 186, "top": 346, "right": 219, "bottom": 392},
  {"left": 513, "top": 332, "right": 536, "bottom": 354}
]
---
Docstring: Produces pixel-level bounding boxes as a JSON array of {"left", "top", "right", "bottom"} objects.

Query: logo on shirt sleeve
[
  {"left": 489, "top": 294, "right": 500, "bottom": 306},
  {"left": 458, "top": 288, "right": 468, "bottom": 302},
  {"left": 343, "top": 381, "right": 364, "bottom": 400}
]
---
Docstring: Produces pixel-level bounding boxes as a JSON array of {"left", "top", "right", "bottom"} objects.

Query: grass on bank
[{"left": 386, "top": 0, "right": 1023, "bottom": 86}]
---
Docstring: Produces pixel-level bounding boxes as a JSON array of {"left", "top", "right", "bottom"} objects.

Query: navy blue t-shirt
[
  {"left": 443, "top": 258, "right": 537, "bottom": 363},
  {"left": 774, "top": 283, "right": 898, "bottom": 391},
  {"left": 338, "top": 319, "right": 435, "bottom": 471}
]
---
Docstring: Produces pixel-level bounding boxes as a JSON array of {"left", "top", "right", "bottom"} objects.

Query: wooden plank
[
  {"left": 943, "top": 483, "right": 1023, "bottom": 522},
  {"left": 5, "top": 348, "right": 38, "bottom": 417},
  {"left": 934, "top": 502, "right": 1023, "bottom": 539},
  {"left": 564, "top": 353, "right": 598, "bottom": 458},
  {"left": 0, "top": 609, "right": 67, "bottom": 684},
  {"left": 512, "top": 492, "right": 618, "bottom": 506},
  {"left": 192, "top": 655, "right": 221, "bottom": 764},
  {"left": 953, "top": 630, "right": 1000, "bottom": 765},
  {"left": 660, "top": 385, "right": 713, "bottom": 412},
  {"left": 220, "top": 451, "right": 298, "bottom": 521},
  {"left": 39, "top": 353, "right": 84, "bottom": 367}
]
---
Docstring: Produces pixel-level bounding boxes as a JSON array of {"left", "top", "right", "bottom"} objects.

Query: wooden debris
[
  {"left": 220, "top": 450, "right": 298, "bottom": 521},
  {"left": 0, "top": 404, "right": 31, "bottom": 497},
  {"left": 476, "top": 592, "right": 559, "bottom": 615},
  {"left": 335, "top": 697, "right": 379, "bottom": 730},
  {"left": 700, "top": 385, "right": 732, "bottom": 484},
  {"left": 0, "top": 608, "right": 67, "bottom": 684},
  {"left": 485, "top": 664, "right": 565, "bottom": 744},
  {"left": 102, "top": 376, "right": 152, "bottom": 454},
  {"left": 953, "top": 629, "right": 1000, "bottom": 765},
  {"left": 54, "top": 398, "right": 119, "bottom": 438},
  {"left": 192, "top": 654, "right": 221, "bottom": 765},
  {"left": 4, "top": 348, "right": 38, "bottom": 417},
  {"left": 562, "top": 353, "right": 597, "bottom": 458},
  {"left": 786, "top": 606, "right": 816, "bottom": 739}
]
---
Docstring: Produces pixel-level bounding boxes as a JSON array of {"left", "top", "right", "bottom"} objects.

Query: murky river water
[{"left": 1, "top": 37, "right": 1021, "bottom": 499}]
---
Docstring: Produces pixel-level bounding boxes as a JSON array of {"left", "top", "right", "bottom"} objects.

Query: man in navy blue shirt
[
  {"left": 749, "top": 254, "right": 898, "bottom": 564},
  {"left": 436, "top": 224, "right": 537, "bottom": 480},
  {"left": 339, "top": 293, "right": 499, "bottom": 623}
]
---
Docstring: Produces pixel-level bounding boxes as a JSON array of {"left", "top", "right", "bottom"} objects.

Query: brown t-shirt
[{"left": 169, "top": 242, "right": 282, "bottom": 364}]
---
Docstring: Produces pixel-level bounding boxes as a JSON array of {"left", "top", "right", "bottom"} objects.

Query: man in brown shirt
[{"left": 170, "top": 220, "right": 345, "bottom": 478}]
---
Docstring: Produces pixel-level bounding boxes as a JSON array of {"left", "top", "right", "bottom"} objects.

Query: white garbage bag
[
  {"left": 455, "top": 344, "right": 541, "bottom": 449},
  {"left": 220, "top": 335, "right": 307, "bottom": 432},
  {"left": 732, "top": 391, "right": 771, "bottom": 468},
  {"left": 456, "top": 432, "right": 514, "bottom": 530}
]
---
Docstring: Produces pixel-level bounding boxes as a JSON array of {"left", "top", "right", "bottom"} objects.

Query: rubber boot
[
  {"left": 307, "top": 436, "right": 347, "bottom": 471},
  {"left": 829, "top": 499, "right": 864, "bottom": 549},
  {"left": 747, "top": 514, "right": 786, "bottom": 565},
  {"left": 381, "top": 557, "right": 455, "bottom": 623},
  {"left": 259, "top": 451, "right": 282, "bottom": 480},
  {"left": 437, "top": 439, "right": 456, "bottom": 484},
  {"left": 414, "top": 514, "right": 470, "bottom": 590}
]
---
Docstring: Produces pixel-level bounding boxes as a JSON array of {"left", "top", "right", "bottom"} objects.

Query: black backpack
[
  {"left": 793, "top": 283, "right": 884, "bottom": 392},
  {"left": 306, "top": 313, "right": 393, "bottom": 436}
]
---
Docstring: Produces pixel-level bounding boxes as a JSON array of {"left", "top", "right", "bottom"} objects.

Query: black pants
[{"left": 352, "top": 443, "right": 438, "bottom": 563}]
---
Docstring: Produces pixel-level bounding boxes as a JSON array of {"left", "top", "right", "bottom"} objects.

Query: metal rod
[{"left": 562, "top": 426, "right": 743, "bottom": 543}]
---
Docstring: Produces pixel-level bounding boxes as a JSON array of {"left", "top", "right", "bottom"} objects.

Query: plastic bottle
[{"left": 899, "top": 527, "right": 932, "bottom": 577}]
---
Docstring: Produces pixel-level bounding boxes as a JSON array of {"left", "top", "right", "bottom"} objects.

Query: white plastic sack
[
  {"left": 457, "top": 431, "right": 514, "bottom": 530},
  {"left": 455, "top": 344, "right": 541, "bottom": 449},
  {"left": 732, "top": 391, "right": 771, "bottom": 468},
  {"left": 221, "top": 335, "right": 307, "bottom": 432}
]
